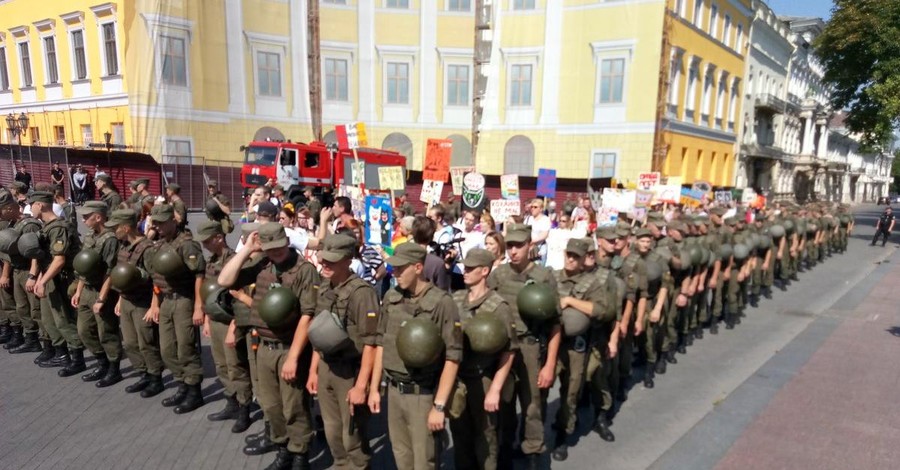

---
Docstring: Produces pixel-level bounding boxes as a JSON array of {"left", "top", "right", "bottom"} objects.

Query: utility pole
[
  {"left": 652, "top": 6, "right": 674, "bottom": 175},
  {"left": 471, "top": 0, "right": 493, "bottom": 168},
  {"left": 308, "top": 0, "right": 323, "bottom": 142}
]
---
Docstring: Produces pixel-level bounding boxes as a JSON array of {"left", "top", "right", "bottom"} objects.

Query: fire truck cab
[{"left": 240, "top": 140, "right": 407, "bottom": 200}]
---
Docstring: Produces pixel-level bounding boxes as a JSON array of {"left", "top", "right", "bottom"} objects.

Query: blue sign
[
  {"left": 536, "top": 168, "right": 557, "bottom": 198},
  {"left": 364, "top": 195, "right": 393, "bottom": 246}
]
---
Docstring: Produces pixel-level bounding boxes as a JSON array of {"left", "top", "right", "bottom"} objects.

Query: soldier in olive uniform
[
  {"left": 0, "top": 189, "right": 27, "bottom": 349},
  {"left": 661, "top": 220, "right": 693, "bottom": 359},
  {"left": 366, "top": 242, "right": 462, "bottom": 470},
  {"left": 134, "top": 178, "right": 152, "bottom": 202},
  {"left": 552, "top": 238, "right": 616, "bottom": 462},
  {"left": 306, "top": 234, "right": 380, "bottom": 469},
  {"left": 450, "top": 248, "right": 518, "bottom": 470},
  {"left": 165, "top": 183, "right": 187, "bottom": 228},
  {"left": 126, "top": 180, "right": 141, "bottom": 206},
  {"left": 614, "top": 223, "right": 647, "bottom": 401},
  {"left": 147, "top": 204, "right": 207, "bottom": 414},
  {"left": 206, "top": 180, "right": 234, "bottom": 234},
  {"left": 632, "top": 228, "right": 671, "bottom": 388},
  {"left": 301, "top": 187, "right": 321, "bottom": 224},
  {"left": 398, "top": 192, "right": 414, "bottom": 217},
  {"left": 95, "top": 174, "right": 122, "bottom": 210},
  {"left": 197, "top": 220, "right": 253, "bottom": 433},
  {"left": 31, "top": 191, "right": 86, "bottom": 377},
  {"left": 108, "top": 209, "right": 166, "bottom": 397},
  {"left": 72, "top": 201, "right": 123, "bottom": 387},
  {"left": 218, "top": 223, "right": 320, "bottom": 469},
  {"left": 487, "top": 224, "right": 561, "bottom": 469}
]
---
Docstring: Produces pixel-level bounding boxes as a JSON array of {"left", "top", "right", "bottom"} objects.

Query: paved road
[{"left": 1, "top": 205, "right": 896, "bottom": 470}]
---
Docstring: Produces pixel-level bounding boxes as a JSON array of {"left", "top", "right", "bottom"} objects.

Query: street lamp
[{"left": 5, "top": 112, "right": 28, "bottom": 163}]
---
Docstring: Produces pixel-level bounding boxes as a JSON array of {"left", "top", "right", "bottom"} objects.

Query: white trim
[
  {"left": 248, "top": 36, "right": 289, "bottom": 117},
  {"left": 589, "top": 148, "right": 621, "bottom": 179},
  {"left": 436, "top": 47, "right": 474, "bottom": 60},
  {"left": 290, "top": 0, "right": 311, "bottom": 122},
  {"left": 9, "top": 26, "right": 29, "bottom": 39},
  {"left": 419, "top": 0, "right": 438, "bottom": 124},
  {"left": 161, "top": 135, "right": 195, "bottom": 163},
  {"left": 321, "top": 41, "right": 357, "bottom": 59},
  {"left": 443, "top": 0, "right": 473, "bottom": 12},
  {"left": 499, "top": 46, "right": 544, "bottom": 64},
  {"left": 244, "top": 31, "right": 289, "bottom": 48},
  {"left": 225, "top": 0, "right": 246, "bottom": 114},
  {"left": 357, "top": 0, "right": 376, "bottom": 122},
  {"left": 89, "top": 2, "right": 117, "bottom": 18},
  {"left": 321, "top": 0, "right": 354, "bottom": 11},
  {"left": 32, "top": 19, "right": 56, "bottom": 33},
  {"left": 591, "top": 40, "right": 635, "bottom": 124},
  {"left": 540, "top": 0, "right": 563, "bottom": 125},
  {"left": 565, "top": 0, "right": 662, "bottom": 11},
  {"left": 590, "top": 39, "right": 637, "bottom": 57},
  {"left": 0, "top": 93, "right": 127, "bottom": 113},
  {"left": 68, "top": 28, "right": 90, "bottom": 93},
  {"left": 59, "top": 11, "right": 85, "bottom": 26},
  {"left": 39, "top": 35, "right": 61, "bottom": 88},
  {"left": 143, "top": 14, "right": 194, "bottom": 107}
]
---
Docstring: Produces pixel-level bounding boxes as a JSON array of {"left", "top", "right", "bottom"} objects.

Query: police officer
[
  {"left": 197, "top": 220, "right": 253, "bottom": 433},
  {"left": 31, "top": 191, "right": 85, "bottom": 377},
  {"left": 487, "top": 224, "right": 561, "bottom": 469},
  {"left": 108, "top": 208, "right": 166, "bottom": 397},
  {"left": 218, "top": 222, "right": 320, "bottom": 469},
  {"left": 367, "top": 242, "right": 463, "bottom": 470},
  {"left": 307, "top": 234, "right": 380, "bottom": 469},
  {"left": 72, "top": 201, "right": 123, "bottom": 387},
  {"left": 552, "top": 238, "right": 616, "bottom": 461},
  {"left": 450, "top": 248, "right": 517, "bottom": 470},
  {"left": 872, "top": 206, "right": 894, "bottom": 246},
  {"left": 95, "top": 174, "right": 122, "bottom": 210},
  {"left": 147, "top": 204, "right": 206, "bottom": 413}
]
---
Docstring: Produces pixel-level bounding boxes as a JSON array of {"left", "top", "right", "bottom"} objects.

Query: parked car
[{"left": 877, "top": 196, "right": 891, "bottom": 205}]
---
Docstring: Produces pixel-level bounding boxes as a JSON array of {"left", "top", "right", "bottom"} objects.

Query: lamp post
[
  {"left": 103, "top": 130, "right": 112, "bottom": 171},
  {"left": 5, "top": 112, "right": 28, "bottom": 163}
]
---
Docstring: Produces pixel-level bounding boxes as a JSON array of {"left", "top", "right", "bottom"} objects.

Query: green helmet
[
  {"left": 73, "top": 249, "right": 106, "bottom": 281},
  {"left": 560, "top": 307, "right": 590, "bottom": 337},
  {"left": 200, "top": 278, "right": 222, "bottom": 304},
  {"left": 783, "top": 219, "right": 795, "bottom": 233},
  {"left": 769, "top": 224, "right": 785, "bottom": 239},
  {"left": 154, "top": 249, "right": 186, "bottom": 277},
  {"left": 396, "top": 317, "right": 444, "bottom": 368},
  {"left": 699, "top": 247, "right": 710, "bottom": 266},
  {"left": 204, "top": 285, "right": 235, "bottom": 324},
  {"left": 308, "top": 310, "right": 353, "bottom": 355},
  {"left": 759, "top": 235, "right": 773, "bottom": 249},
  {"left": 258, "top": 286, "right": 300, "bottom": 329},
  {"left": 733, "top": 243, "right": 750, "bottom": 261},
  {"left": 688, "top": 244, "right": 702, "bottom": 266},
  {"left": 516, "top": 282, "right": 558, "bottom": 322},
  {"left": 17, "top": 232, "right": 44, "bottom": 260},
  {"left": 839, "top": 214, "right": 851, "bottom": 226},
  {"left": 464, "top": 314, "right": 509, "bottom": 354},
  {"left": 206, "top": 198, "right": 226, "bottom": 220},
  {"left": 110, "top": 263, "right": 145, "bottom": 292},
  {"left": 807, "top": 223, "right": 818, "bottom": 233},
  {"left": 0, "top": 228, "right": 20, "bottom": 257},
  {"left": 719, "top": 243, "right": 733, "bottom": 260}
]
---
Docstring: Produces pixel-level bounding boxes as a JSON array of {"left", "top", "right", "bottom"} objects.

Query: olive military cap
[
  {"left": 387, "top": 242, "right": 427, "bottom": 267},
  {"left": 505, "top": 223, "right": 531, "bottom": 244},
  {"left": 77, "top": 201, "right": 109, "bottom": 217},
  {"left": 565, "top": 238, "right": 590, "bottom": 257},
  {"left": 27, "top": 191, "right": 53, "bottom": 205},
  {"left": 258, "top": 222, "right": 289, "bottom": 250},
  {"left": 195, "top": 220, "right": 225, "bottom": 242},
  {"left": 320, "top": 234, "right": 358, "bottom": 262},
  {"left": 463, "top": 248, "right": 495, "bottom": 268},
  {"left": 150, "top": 204, "right": 174, "bottom": 222},
  {"left": 104, "top": 209, "right": 138, "bottom": 228}
]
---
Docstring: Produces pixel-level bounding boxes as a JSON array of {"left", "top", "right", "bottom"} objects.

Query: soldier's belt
[
  {"left": 388, "top": 378, "right": 434, "bottom": 395},
  {"left": 161, "top": 291, "right": 192, "bottom": 300},
  {"left": 259, "top": 338, "right": 289, "bottom": 350}
]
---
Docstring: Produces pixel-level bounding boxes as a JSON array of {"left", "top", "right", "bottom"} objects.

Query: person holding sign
[{"left": 524, "top": 199, "right": 551, "bottom": 266}]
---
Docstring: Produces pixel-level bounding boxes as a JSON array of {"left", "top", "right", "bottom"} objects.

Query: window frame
[
  {"left": 723, "top": 14, "right": 732, "bottom": 48},
  {"left": 53, "top": 125, "right": 66, "bottom": 145},
  {"left": 385, "top": 61, "right": 410, "bottom": 105},
  {"left": 160, "top": 34, "right": 189, "bottom": 87},
  {"left": 709, "top": 4, "right": 718, "bottom": 39},
  {"left": 385, "top": 0, "right": 410, "bottom": 8},
  {"left": 0, "top": 46, "right": 9, "bottom": 91},
  {"left": 161, "top": 136, "right": 195, "bottom": 164},
  {"left": 69, "top": 28, "right": 88, "bottom": 81},
  {"left": 684, "top": 56, "right": 701, "bottom": 121},
  {"left": 324, "top": 56, "right": 350, "bottom": 102},
  {"left": 17, "top": 41, "right": 33, "bottom": 88},
  {"left": 256, "top": 50, "right": 282, "bottom": 97},
  {"left": 80, "top": 123, "right": 93, "bottom": 146},
  {"left": 40, "top": 35, "right": 59, "bottom": 85},
  {"left": 511, "top": 0, "right": 536, "bottom": 11},
  {"left": 99, "top": 21, "right": 119, "bottom": 76},
  {"left": 446, "top": 0, "right": 472, "bottom": 12},
  {"left": 445, "top": 63, "right": 471, "bottom": 107},
  {"left": 694, "top": 0, "right": 704, "bottom": 28},
  {"left": 508, "top": 62, "right": 534, "bottom": 107},
  {"left": 590, "top": 150, "right": 619, "bottom": 179},
  {"left": 598, "top": 57, "right": 626, "bottom": 105}
]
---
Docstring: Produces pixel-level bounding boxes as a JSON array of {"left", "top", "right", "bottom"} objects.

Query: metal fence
[{"left": 160, "top": 155, "right": 246, "bottom": 211}]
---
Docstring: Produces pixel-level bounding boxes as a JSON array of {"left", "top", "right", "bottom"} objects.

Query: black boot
[
  {"left": 232, "top": 404, "right": 252, "bottom": 433},
  {"left": 694, "top": 327, "right": 703, "bottom": 340},
  {"left": 750, "top": 295, "right": 759, "bottom": 308},
  {"left": 81, "top": 353, "right": 109, "bottom": 382},
  {"left": 710, "top": 321, "right": 719, "bottom": 335},
  {"left": 126, "top": 373, "right": 152, "bottom": 393},
  {"left": 0, "top": 324, "right": 11, "bottom": 343},
  {"left": 11, "top": 332, "right": 41, "bottom": 353},
  {"left": 33, "top": 340, "right": 54, "bottom": 364},
  {"left": 58, "top": 349, "right": 87, "bottom": 377},
  {"left": 290, "top": 452, "right": 310, "bottom": 470},
  {"left": 244, "top": 430, "right": 278, "bottom": 456},
  {"left": 174, "top": 383, "right": 205, "bottom": 414},
  {"left": 763, "top": 287, "right": 773, "bottom": 300},
  {"left": 643, "top": 367, "right": 655, "bottom": 389},
  {"left": 96, "top": 360, "right": 123, "bottom": 388},
  {"left": 593, "top": 415, "right": 616, "bottom": 442},
  {"left": 666, "top": 349, "right": 678, "bottom": 364},
  {"left": 208, "top": 395, "right": 239, "bottom": 421},
  {"left": 684, "top": 333, "right": 693, "bottom": 347},
  {"left": 525, "top": 454, "right": 541, "bottom": 470},
  {"left": 140, "top": 375, "right": 165, "bottom": 398},
  {"left": 4, "top": 327, "right": 24, "bottom": 350},
  {"left": 263, "top": 446, "right": 293, "bottom": 470},
  {"left": 246, "top": 421, "right": 270, "bottom": 444},
  {"left": 162, "top": 382, "right": 188, "bottom": 407},
  {"left": 551, "top": 431, "right": 569, "bottom": 461},
  {"left": 39, "top": 345, "right": 70, "bottom": 368},
  {"left": 655, "top": 357, "right": 667, "bottom": 374}
]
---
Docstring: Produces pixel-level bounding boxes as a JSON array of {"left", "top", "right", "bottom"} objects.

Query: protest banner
[
  {"left": 500, "top": 174, "right": 520, "bottom": 200},
  {"left": 350, "top": 161, "right": 365, "bottom": 186},
  {"left": 715, "top": 190, "right": 733, "bottom": 204},
  {"left": 489, "top": 199, "right": 521, "bottom": 222},
  {"left": 740, "top": 187, "right": 757, "bottom": 205},
  {"left": 335, "top": 122, "right": 367, "bottom": 150},
  {"left": 680, "top": 187, "right": 705, "bottom": 208},
  {"left": 449, "top": 166, "right": 475, "bottom": 195},
  {"left": 364, "top": 195, "right": 392, "bottom": 246},
  {"left": 638, "top": 172, "right": 661, "bottom": 190},
  {"left": 602, "top": 188, "right": 636, "bottom": 213},
  {"left": 419, "top": 180, "right": 444, "bottom": 206},
  {"left": 424, "top": 139, "right": 453, "bottom": 182},
  {"left": 462, "top": 172, "right": 487, "bottom": 213},
  {"left": 377, "top": 166, "right": 405, "bottom": 190},
  {"left": 654, "top": 185, "right": 681, "bottom": 204},
  {"left": 635, "top": 189, "right": 654, "bottom": 208},
  {"left": 536, "top": 169, "right": 557, "bottom": 198}
]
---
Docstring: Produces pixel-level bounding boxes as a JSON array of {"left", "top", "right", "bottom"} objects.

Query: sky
[{"left": 766, "top": 0, "right": 834, "bottom": 21}]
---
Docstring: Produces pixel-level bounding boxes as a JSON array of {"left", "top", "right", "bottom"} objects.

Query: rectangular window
[
  {"left": 80, "top": 124, "right": 93, "bottom": 145},
  {"left": 509, "top": 63, "right": 532, "bottom": 106},
  {"left": 736, "top": 24, "right": 744, "bottom": 52},
  {"left": 19, "top": 43, "right": 32, "bottom": 87},
  {"left": 0, "top": 47, "right": 9, "bottom": 90},
  {"left": 694, "top": 0, "right": 703, "bottom": 27},
  {"left": 165, "top": 139, "right": 192, "bottom": 156},
  {"left": 323, "top": 0, "right": 346, "bottom": 3},
  {"left": 6, "top": 129, "right": 18, "bottom": 145},
  {"left": 386, "top": 0, "right": 409, "bottom": 8},
  {"left": 448, "top": 0, "right": 471, "bottom": 11},
  {"left": 102, "top": 23, "right": 118, "bottom": 76},
  {"left": 257, "top": 51, "right": 282, "bottom": 96},
  {"left": 54, "top": 125, "right": 65, "bottom": 145},
  {"left": 591, "top": 152, "right": 617, "bottom": 178},
  {"left": 723, "top": 15, "right": 732, "bottom": 47},
  {"left": 599, "top": 58, "right": 625, "bottom": 104},
  {"left": 386, "top": 62, "right": 409, "bottom": 104},
  {"left": 29, "top": 127, "right": 40, "bottom": 145},
  {"left": 513, "top": 0, "right": 535, "bottom": 10},
  {"left": 71, "top": 30, "right": 87, "bottom": 80},
  {"left": 325, "top": 58, "right": 348, "bottom": 101},
  {"left": 44, "top": 37, "right": 59, "bottom": 84},
  {"left": 161, "top": 35, "right": 188, "bottom": 86},
  {"left": 446, "top": 64, "right": 469, "bottom": 106},
  {"left": 709, "top": 5, "right": 718, "bottom": 38},
  {"left": 111, "top": 123, "right": 125, "bottom": 146}
]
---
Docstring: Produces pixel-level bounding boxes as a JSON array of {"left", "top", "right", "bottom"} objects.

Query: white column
[
  {"left": 290, "top": 0, "right": 311, "bottom": 122},
  {"left": 225, "top": 0, "right": 246, "bottom": 114},
  {"left": 801, "top": 116, "right": 814, "bottom": 155},
  {"left": 539, "top": 0, "right": 562, "bottom": 125},
  {"left": 816, "top": 122, "right": 828, "bottom": 159},
  {"left": 357, "top": 0, "right": 376, "bottom": 122},
  {"left": 418, "top": 1, "right": 438, "bottom": 124}
]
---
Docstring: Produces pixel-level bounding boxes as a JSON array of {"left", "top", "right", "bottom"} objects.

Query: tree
[{"left": 815, "top": 0, "right": 900, "bottom": 150}]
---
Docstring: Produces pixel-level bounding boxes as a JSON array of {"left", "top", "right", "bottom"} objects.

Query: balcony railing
[{"left": 755, "top": 93, "right": 787, "bottom": 114}]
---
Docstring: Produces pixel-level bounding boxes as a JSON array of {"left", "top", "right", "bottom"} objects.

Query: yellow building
[
  {"left": 661, "top": 0, "right": 754, "bottom": 186},
  {"left": 0, "top": 0, "right": 749, "bottom": 186}
]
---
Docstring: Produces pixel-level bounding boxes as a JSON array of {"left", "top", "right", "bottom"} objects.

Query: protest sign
[
  {"left": 715, "top": 190, "right": 733, "bottom": 204},
  {"left": 500, "top": 174, "right": 520, "bottom": 200},
  {"left": 377, "top": 166, "right": 405, "bottom": 190},
  {"left": 462, "top": 172, "right": 487, "bottom": 213},
  {"left": 335, "top": 122, "right": 367, "bottom": 150},
  {"left": 638, "top": 172, "right": 661, "bottom": 190},
  {"left": 654, "top": 185, "right": 681, "bottom": 204},
  {"left": 680, "top": 187, "right": 705, "bottom": 208},
  {"left": 602, "top": 188, "right": 636, "bottom": 213},
  {"left": 419, "top": 180, "right": 444, "bottom": 206},
  {"left": 424, "top": 139, "right": 453, "bottom": 182},
  {"left": 350, "top": 161, "right": 365, "bottom": 186},
  {"left": 364, "top": 196, "right": 392, "bottom": 246},
  {"left": 449, "top": 166, "right": 475, "bottom": 195},
  {"left": 489, "top": 199, "right": 521, "bottom": 222},
  {"left": 635, "top": 189, "right": 654, "bottom": 208},
  {"left": 536, "top": 169, "right": 557, "bottom": 198}
]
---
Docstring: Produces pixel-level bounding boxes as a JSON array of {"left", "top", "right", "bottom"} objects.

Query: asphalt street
[{"left": 0, "top": 204, "right": 894, "bottom": 470}]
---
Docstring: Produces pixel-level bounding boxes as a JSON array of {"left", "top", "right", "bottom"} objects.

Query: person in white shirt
[
  {"left": 523, "top": 198, "right": 551, "bottom": 265},
  {"left": 428, "top": 203, "right": 456, "bottom": 246},
  {"left": 457, "top": 210, "right": 485, "bottom": 259},
  {"left": 236, "top": 201, "right": 325, "bottom": 253}
]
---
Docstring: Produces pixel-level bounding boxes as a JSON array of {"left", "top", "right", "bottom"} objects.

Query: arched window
[
  {"left": 382, "top": 132, "right": 414, "bottom": 161},
  {"left": 447, "top": 134, "right": 472, "bottom": 167},
  {"left": 253, "top": 126, "right": 285, "bottom": 142},
  {"left": 504, "top": 135, "right": 535, "bottom": 176}
]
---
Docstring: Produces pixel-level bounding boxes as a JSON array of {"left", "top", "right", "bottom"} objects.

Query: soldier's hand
[
  {"left": 650, "top": 308, "right": 661, "bottom": 324},
  {"left": 281, "top": 359, "right": 298, "bottom": 383},
  {"left": 92, "top": 302, "right": 102, "bottom": 315},
  {"left": 245, "top": 232, "right": 262, "bottom": 253},
  {"left": 427, "top": 408, "right": 446, "bottom": 432},
  {"left": 368, "top": 390, "right": 381, "bottom": 414},
  {"left": 676, "top": 293, "right": 688, "bottom": 308},
  {"left": 347, "top": 386, "right": 366, "bottom": 411},
  {"left": 71, "top": 293, "right": 81, "bottom": 309},
  {"left": 484, "top": 389, "right": 501, "bottom": 413},
  {"left": 635, "top": 321, "right": 644, "bottom": 336},
  {"left": 224, "top": 327, "right": 236, "bottom": 348},
  {"left": 0, "top": 275, "right": 9, "bottom": 289},
  {"left": 537, "top": 364, "right": 556, "bottom": 389},
  {"left": 559, "top": 296, "right": 571, "bottom": 309},
  {"left": 192, "top": 306, "right": 204, "bottom": 326},
  {"left": 202, "top": 320, "right": 211, "bottom": 338},
  {"left": 145, "top": 307, "right": 160, "bottom": 324},
  {"left": 608, "top": 339, "right": 618, "bottom": 358},
  {"left": 114, "top": 301, "right": 121, "bottom": 317},
  {"left": 34, "top": 281, "right": 46, "bottom": 298},
  {"left": 306, "top": 375, "right": 318, "bottom": 395}
]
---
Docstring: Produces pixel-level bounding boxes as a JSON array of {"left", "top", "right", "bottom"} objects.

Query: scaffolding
[{"left": 652, "top": 4, "right": 675, "bottom": 176}]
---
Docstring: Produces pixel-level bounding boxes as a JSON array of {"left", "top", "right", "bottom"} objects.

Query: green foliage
[{"left": 815, "top": 0, "right": 900, "bottom": 149}]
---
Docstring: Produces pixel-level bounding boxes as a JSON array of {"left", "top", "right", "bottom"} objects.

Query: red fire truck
[{"left": 239, "top": 140, "right": 407, "bottom": 199}]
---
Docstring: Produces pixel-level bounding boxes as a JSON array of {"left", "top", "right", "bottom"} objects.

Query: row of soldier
[{"left": 0, "top": 178, "right": 855, "bottom": 470}]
